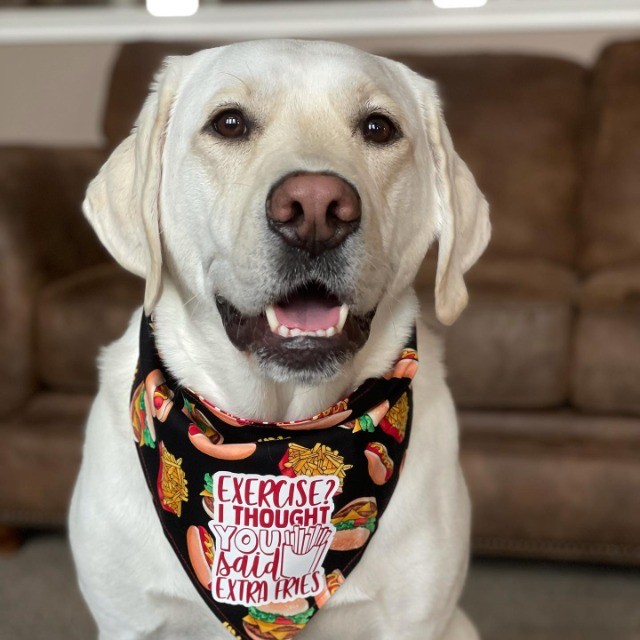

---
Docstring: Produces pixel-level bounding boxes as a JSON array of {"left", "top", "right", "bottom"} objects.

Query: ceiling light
[
  {"left": 433, "top": 0, "right": 488, "bottom": 8},
  {"left": 147, "top": 0, "right": 199, "bottom": 17}
]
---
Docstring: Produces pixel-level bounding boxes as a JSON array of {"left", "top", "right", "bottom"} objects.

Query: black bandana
[{"left": 130, "top": 314, "right": 417, "bottom": 639}]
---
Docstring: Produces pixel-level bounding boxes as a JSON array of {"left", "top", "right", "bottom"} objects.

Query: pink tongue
[{"left": 274, "top": 300, "right": 341, "bottom": 331}]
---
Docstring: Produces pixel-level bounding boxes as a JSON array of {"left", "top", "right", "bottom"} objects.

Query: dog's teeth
[
  {"left": 336, "top": 304, "right": 349, "bottom": 333},
  {"left": 315, "top": 329, "right": 327, "bottom": 337},
  {"left": 290, "top": 328, "right": 302, "bottom": 337},
  {"left": 277, "top": 325, "right": 290, "bottom": 338},
  {"left": 326, "top": 326, "right": 336, "bottom": 337},
  {"left": 265, "top": 305, "right": 279, "bottom": 332}
]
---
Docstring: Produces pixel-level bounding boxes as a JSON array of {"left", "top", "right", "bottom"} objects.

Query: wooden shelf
[{"left": 1, "top": 0, "right": 640, "bottom": 44}]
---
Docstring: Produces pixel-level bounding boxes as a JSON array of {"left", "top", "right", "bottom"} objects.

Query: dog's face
[{"left": 85, "top": 40, "right": 489, "bottom": 384}]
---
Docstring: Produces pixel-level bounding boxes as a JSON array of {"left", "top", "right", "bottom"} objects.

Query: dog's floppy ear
[
  {"left": 83, "top": 57, "right": 183, "bottom": 313},
  {"left": 419, "top": 78, "right": 491, "bottom": 325}
]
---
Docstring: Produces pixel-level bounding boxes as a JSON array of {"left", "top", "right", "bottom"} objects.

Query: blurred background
[{"left": 1, "top": 1, "right": 640, "bottom": 639}]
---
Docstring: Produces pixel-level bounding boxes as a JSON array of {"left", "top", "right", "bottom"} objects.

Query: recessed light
[
  {"left": 146, "top": 0, "right": 199, "bottom": 17},
  {"left": 433, "top": 0, "right": 488, "bottom": 8}
]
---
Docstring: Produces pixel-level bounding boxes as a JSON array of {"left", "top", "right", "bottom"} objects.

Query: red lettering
[
  {"left": 217, "top": 473, "right": 233, "bottom": 502},
  {"left": 232, "top": 475, "right": 243, "bottom": 503},
  {"left": 274, "top": 576, "right": 297, "bottom": 600},
  {"left": 216, "top": 551, "right": 233, "bottom": 577},
  {"left": 244, "top": 477, "right": 259, "bottom": 506}
]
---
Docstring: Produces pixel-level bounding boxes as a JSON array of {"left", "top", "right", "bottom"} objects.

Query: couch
[{"left": 1, "top": 40, "right": 639, "bottom": 564}]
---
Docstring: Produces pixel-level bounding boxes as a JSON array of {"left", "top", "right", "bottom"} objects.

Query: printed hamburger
[
  {"left": 243, "top": 598, "right": 314, "bottom": 640},
  {"left": 200, "top": 473, "right": 215, "bottom": 519},
  {"left": 330, "top": 497, "right": 377, "bottom": 551}
]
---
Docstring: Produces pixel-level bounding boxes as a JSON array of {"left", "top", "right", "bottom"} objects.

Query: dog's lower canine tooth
[
  {"left": 326, "top": 327, "right": 336, "bottom": 337},
  {"left": 277, "top": 325, "right": 290, "bottom": 338},
  {"left": 337, "top": 304, "right": 349, "bottom": 333}
]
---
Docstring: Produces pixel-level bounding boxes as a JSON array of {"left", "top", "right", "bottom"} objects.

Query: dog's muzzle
[{"left": 214, "top": 172, "right": 373, "bottom": 382}]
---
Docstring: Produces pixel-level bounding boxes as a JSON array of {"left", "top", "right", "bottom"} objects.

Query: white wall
[
  {"left": 0, "top": 28, "right": 638, "bottom": 147},
  {"left": 0, "top": 43, "right": 118, "bottom": 146}
]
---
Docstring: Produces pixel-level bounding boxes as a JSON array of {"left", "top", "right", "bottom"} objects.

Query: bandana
[{"left": 131, "top": 314, "right": 417, "bottom": 639}]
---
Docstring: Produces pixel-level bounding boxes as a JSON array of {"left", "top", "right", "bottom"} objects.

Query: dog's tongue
[{"left": 274, "top": 299, "right": 341, "bottom": 331}]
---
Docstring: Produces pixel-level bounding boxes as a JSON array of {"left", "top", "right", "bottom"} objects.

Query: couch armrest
[{"left": 0, "top": 146, "right": 107, "bottom": 415}]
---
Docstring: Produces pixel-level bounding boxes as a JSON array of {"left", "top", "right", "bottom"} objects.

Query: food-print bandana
[{"left": 131, "top": 314, "right": 418, "bottom": 640}]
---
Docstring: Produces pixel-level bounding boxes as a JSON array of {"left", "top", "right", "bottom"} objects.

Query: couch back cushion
[
  {"left": 580, "top": 40, "right": 640, "bottom": 272},
  {"left": 104, "top": 41, "right": 209, "bottom": 148},
  {"left": 37, "top": 264, "right": 144, "bottom": 393},
  {"left": 395, "top": 53, "right": 587, "bottom": 266}
]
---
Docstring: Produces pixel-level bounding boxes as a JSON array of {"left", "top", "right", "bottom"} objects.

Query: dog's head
[{"left": 85, "top": 40, "right": 489, "bottom": 384}]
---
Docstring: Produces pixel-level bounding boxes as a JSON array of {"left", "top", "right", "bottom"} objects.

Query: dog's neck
[{"left": 151, "top": 281, "right": 419, "bottom": 423}]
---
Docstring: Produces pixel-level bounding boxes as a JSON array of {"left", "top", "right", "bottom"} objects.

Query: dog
[{"left": 69, "top": 39, "right": 490, "bottom": 640}]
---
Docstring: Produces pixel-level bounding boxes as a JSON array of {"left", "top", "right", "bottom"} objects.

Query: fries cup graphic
[
  {"left": 281, "top": 547, "right": 320, "bottom": 578},
  {"left": 280, "top": 525, "right": 333, "bottom": 578}
]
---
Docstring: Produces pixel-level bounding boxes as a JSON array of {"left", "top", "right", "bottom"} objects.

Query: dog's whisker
[
  {"left": 218, "top": 70, "right": 252, "bottom": 92},
  {"left": 182, "top": 293, "right": 199, "bottom": 308}
]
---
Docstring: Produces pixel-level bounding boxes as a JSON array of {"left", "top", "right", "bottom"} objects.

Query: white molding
[{"left": 1, "top": 0, "right": 640, "bottom": 44}]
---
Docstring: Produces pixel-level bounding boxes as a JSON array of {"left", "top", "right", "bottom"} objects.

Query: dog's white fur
[{"left": 69, "top": 39, "right": 490, "bottom": 640}]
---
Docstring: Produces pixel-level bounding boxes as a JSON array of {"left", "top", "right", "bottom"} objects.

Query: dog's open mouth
[
  {"left": 215, "top": 281, "right": 374, "bottom": 381},
  {"left": 265, "top": 283, "right": 348, "bottom": 338}
]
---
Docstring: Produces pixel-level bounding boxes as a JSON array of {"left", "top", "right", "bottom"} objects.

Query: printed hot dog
[
  {"left": 364, "top": 442, "right": 394, "bottom": 485},
  {"left": 186, "top": 525, "right": 215, "bottom": 589}
]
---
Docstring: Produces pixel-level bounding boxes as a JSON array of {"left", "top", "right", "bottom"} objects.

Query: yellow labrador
[{"left": 69, "top": 39, "right": 489, "bottom": 640}]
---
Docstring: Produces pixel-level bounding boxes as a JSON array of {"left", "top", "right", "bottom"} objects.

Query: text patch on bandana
[{"left": 209, "top": 472, "right": 339, "bottom": 606}]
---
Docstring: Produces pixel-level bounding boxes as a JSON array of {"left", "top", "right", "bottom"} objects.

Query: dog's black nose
[{"left": 267, "top": 173, "right": 361, "bottom": 255}]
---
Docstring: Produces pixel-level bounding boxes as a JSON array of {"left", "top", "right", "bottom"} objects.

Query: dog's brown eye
[
  {"left": 362, "top": 114, "right": 397, "bottom": 144},
  {"left": 211, "top": 109, "right": 248, "bottom": 139}
]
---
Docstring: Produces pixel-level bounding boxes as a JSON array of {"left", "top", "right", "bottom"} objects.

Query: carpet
[{"left": 1, "top": 533, "right": 640, "bottom": 639}]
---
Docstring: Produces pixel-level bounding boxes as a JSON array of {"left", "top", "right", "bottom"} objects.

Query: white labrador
[{"left": 69, "top": 39, "right": 490, "bottom": 640}]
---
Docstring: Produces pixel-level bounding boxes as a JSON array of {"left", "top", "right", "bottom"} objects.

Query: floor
[{"left": 1, "top": 533, "right": 640, "bottom": 640}]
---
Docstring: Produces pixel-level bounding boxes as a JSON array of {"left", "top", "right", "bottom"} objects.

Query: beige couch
[{"left": 1, "top": 40, "right": 639, "bottom": 564}]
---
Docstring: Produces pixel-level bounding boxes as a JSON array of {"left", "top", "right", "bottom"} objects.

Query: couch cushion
[
  {"left": 395, "top": 53, "right": 587, "bottom": 266},
  {"left": 37, "top": 264, "right": 143, "bottom": 393},
  {"left": 417, "top": 258, "right": 575, "bottom": 409},
  {"left": 581, "top": 41, "right": 640, "bottom": 272},
  {"left": 0, "top": 392, "right": 92, "bottom": 527},
  {"left": 572, "top": 265, "right": 640, "bottom": 415},
  {"left": 460, "top": 409, "right": 640, "bottom": 564}
]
